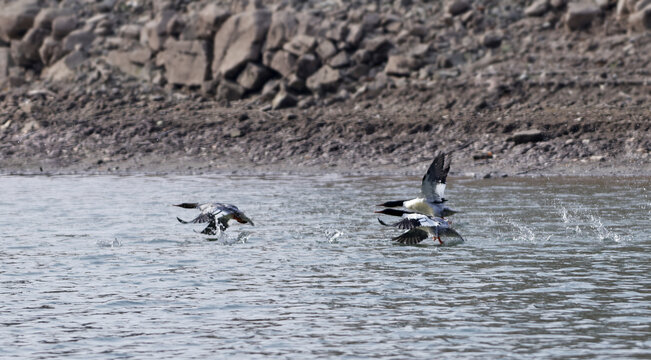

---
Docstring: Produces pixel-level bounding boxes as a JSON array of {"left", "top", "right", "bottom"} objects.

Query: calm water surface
[{"left": 1, "top": 174, "right": 649, "bottom": 359}]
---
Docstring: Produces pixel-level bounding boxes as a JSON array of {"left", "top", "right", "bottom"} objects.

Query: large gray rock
[
  {"left": 295, "top": 53, "right": 320, "bottom": 79},
  {"left": 11, "top": 27, "right": 48, "bottom": 66},
  {"left": 448, "top": 0, "right": 471, "bottom": 16},
  {"left": 565, "top": 2, "right": 601, "bottom": 30},
  {"left": 482, "top": 32, "right": 503, "bottom": 48},
  {"left": 629, "top": 4, "right": 651, "bottom": 31},
  {"left": 236, "top": 62, "right": 271, "bottom": 91},
  {"left": 52, "top": 15, "right": 77, "bottom": 40},
  {"left": 345, "top": 24, "right": 364, "bottom": 48},
  {"left": 316, "top": 38, "right": 337, "bottom": 61},
  {"left": 63, "top": 29, "right": 96, "bottom": 52},
  {"left": 140, "top": 11, "right": 175, "bottom": 51},
  {"left": 212, "top": 10, "right": 272, "bottom": 79},
  {"left": 34, "top": 8, "right": 67, "bottom": 30},
  {"left": 160, "top": 40, "right": 209, "bottom": 86},
  {"left": 42, "top": 50, "right": 86, "bottom": 82},
  {"left": 306, "top": 65, "right": 341, "bottom": 93},
  {"left": 525, "top": 0, "right": 550, "bottom": 17},
  {"left": 0, "top": 0, "right": 40, "bottom": 42},
  {"left": 265, "top": 10, "right": 298, "bottom": 50},
  {"left": 384, "top": 54, "right": 418, "bottom": 76},
  {"left": 217, "top": 79, "right": 246, "bottom": 101},
  {"left": 283, "top": 34, "right": 316, "bottom": 57},
  {"left": 268, "top": 50, "right": 296, "bottom": 78},
  {"left": 39, "top": 36, "right": 64, "bottom": 65},
  {"left": 328, "top": 51, "right": 350, "bottom": 68},
  {"left": 196, "top": 4, "right": 231, "bottom": 39},
  {"left": 106, "top": 50, "right": 152, "bottom": 81},
  {"left": 271, "top": 89, "right": 297, "bottom": 109}
]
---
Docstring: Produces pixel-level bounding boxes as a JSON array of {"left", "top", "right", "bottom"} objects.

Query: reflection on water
[{"left": 0, "top": 175, "right": 649, "bottom": 359}]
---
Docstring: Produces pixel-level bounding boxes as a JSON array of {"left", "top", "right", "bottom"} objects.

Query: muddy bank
[{"left": 0, "top": 0, "right": 649, "bottom": 177}]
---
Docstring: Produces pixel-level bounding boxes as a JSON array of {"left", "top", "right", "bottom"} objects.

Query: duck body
[
  {"left": 174, "top": 202, "right": 254, "bottom": 235},
  {"left": 377, "top": 152, "right": 458, "bottom": 218},
  {"left": 376, "top": 209, "right": 464, "bottom": 246}
]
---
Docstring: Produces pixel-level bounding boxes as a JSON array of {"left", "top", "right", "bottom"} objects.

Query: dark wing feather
[
  {"left": 378, "top": 217, "right": 422, "bottom": 230},
  {"left": 420, "top": 152, "right": 450, "bottom": 202},
  {"left": 174, "top": 203, "right": 200, "bottom": 209},
  {"left": 185, "top": 213, "right": 214, "bottom": 224},
  {"left": 439, "top": 227, "right": 464, "bottom": 242},
  {"left": 392, "top": 228, "right": 429, "bottom": 245}
]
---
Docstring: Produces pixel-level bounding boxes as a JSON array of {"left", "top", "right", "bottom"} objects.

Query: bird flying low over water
[
  {"left": 377, "top": 151, "right": 457, "bottom": 218},
  {"left": 174, "top": 202, "right": 254, "bottom": 235},
  {"left": 375, "top": 209, "right": 464, "bottom": 246}
]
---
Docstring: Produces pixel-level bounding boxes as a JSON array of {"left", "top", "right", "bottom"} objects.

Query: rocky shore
[{"left": 1, "top": 0, "right": 649, "bottom": 177}]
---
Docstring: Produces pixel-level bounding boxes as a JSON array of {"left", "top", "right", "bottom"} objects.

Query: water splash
[
  {"left": 324, "top": 228, "right": 343, "bottom": 243},
  {"left": 553, "top": 202, "right": 626, "bottom": 243},
  {"left": 97, "top": 237, "right": 122, "bottom": 248}
]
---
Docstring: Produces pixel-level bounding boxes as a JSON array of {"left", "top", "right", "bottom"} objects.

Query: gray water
[{"left": 1, "top": 174, "right": 649, "bottom": 359}]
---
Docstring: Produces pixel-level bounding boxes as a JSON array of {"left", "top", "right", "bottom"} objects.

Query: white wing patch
[{"left": 435, "top": 183, "right": 446, "bottom": 200}]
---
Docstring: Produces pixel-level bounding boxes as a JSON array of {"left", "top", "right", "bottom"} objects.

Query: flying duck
[
  {"left": 174, "top": 202, "right": 254, "bottom": 235},
  {"left": 375, "top": 208, "right": 464, "bottom": 246},
  {"left": 377, "top": 151, "right": 458, "bottom": 218}
]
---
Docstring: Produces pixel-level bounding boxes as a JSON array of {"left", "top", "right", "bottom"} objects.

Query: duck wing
[
  {"left": 420, "top": 152, "right": 450, "bottom": 203},
  {"left": 378, "top": 214, "right": 441, "bottom": 230},
  {"left": 439, "top": 227, "right": 465, "bottom": 242},
  {"left": 177, "top": 212, "right": 215, "bottom": 224},
  {"left": 392, "top": 228, "right": 430, "bottom": 245}
]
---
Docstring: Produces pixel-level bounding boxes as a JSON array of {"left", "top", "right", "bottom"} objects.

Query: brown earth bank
[{"left": 0, "top": 0, "right": 649, "bottom": 177}]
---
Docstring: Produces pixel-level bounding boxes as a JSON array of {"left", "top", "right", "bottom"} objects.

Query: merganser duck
[
  {"left": 174, "top": 202, "right": 254, "bottom": 235},
  {"left": 375, "top": 208, "right": 464, "bottom": 245},
  {"left": 377, "top": 151, "right": 458, "bottom": 218}
]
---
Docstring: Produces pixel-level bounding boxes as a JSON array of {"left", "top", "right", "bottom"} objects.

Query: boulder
[
  {"left": 62, "top": 30, "right": 95, "bottom": 52},
  {"left": 384, "top": 55, "right": 418, "bottom": 76},
  {"left": 0, "top": 47, "right": 12, "bottom": 84},
  {"left": 364, "top": 36, "right": 393, "bottom": 65},
  {"left": 217, "top": 79, "right": 246, "bottom": 101},
  {"left": 11, "top": 27, "right": 48, "bottom": 66},
  {"left": 283, "top": 34, "right": 316, "bottom": 56},
  {"left": 140, "top": 11, "right": 175, "bottom": 51},
  {"left": 196, "top": 4, "right": 231, "bottom": 39},
  {"left": 271, "top": 89, "right": 297, "bottom": 109},
  {"left": 127, "top": 47, "right": 151, "bottom": 65},
  {"left": 268, "top": 50, "right": 296, "bottom": 78},
  {"left": 316, "top": 38, "right": 337, "bottom": 61},
  {"left": 119, "top": 24, "right": 141, "bottom": 40},
  {"left": 212, "top": 10, "right": 272, "bottom": 79},
  {"left": 39, "top": 36, "right": 64, "bottom": 65},
  {"left": 448, "top": 0, "right": 471, "bottom": 16},
  {"left": 525, "top": 0, "right": 550, "bottom": 17},
  {"left": 295, "top": 53, "right": 320, "bottom": 79},
  {"left": 286, "top": 74, "right": 306, "bottom": 92},
  {"left": 306, "top": 65, "right": 341, "bottom": 93},
  {"left": 159, "top": 40, "right": 209, "bottom": 86},
  {"left": 345, "top": 24, "right": 364, "bottom": 48},
  {"left": 265, "top": 10, "right": 298, "bottom": 50},
  {"left": 629, "top": 4, "right": 651, "bottom": 31},
  {"left": 106, "top": 50, "right": 152, "bottom": 80},
  {"left": 34, "top": 8, "right": 67, "bottom": 30},
  {"left": 42, "top": 50, "right": 86, "bottom": 82},
  {"left": 236, "top": 62, "right": 271, "bottom": 91},
  {"left": 0, "top": 0, "right": 40, "bottom": 42},
  {"left": 507, "top": 129, "right": 546, "bottom": 144},
  {"left": 565, "top": 2, "right": 601, "bottom": 30},
  {"left": 482, "top": 32, "right": 503, "bottom": 48},
  {"left": 328, "top": 51, "right": 350, "bottom": 68},
  {"left": 52, "top": 15, "right": 77, "bottom": 40}
]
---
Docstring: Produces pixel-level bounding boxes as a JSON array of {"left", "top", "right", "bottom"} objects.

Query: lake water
[{"left": 1, "top": 174, "right": 649, "bottom": 359}]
